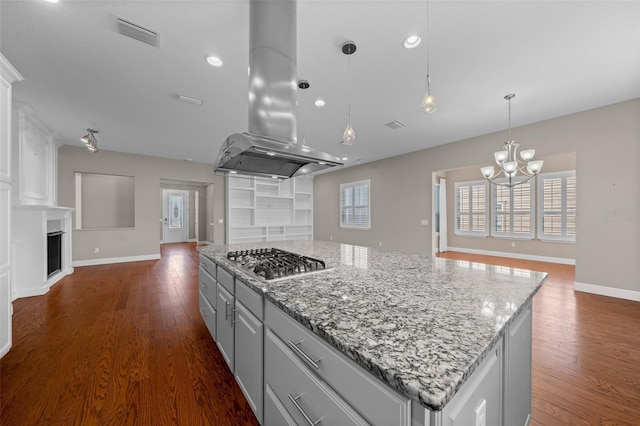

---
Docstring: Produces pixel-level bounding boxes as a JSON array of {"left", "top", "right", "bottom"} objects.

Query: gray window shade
[{"left": 340, "top": 180, "right": 370, "bottom": 229}]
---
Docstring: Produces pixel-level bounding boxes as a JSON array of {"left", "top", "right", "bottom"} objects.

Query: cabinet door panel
[
  {"left": 441, "top": 342, "right": 502, "bottom": 426},
  {"left": 199, "top": 290, "right": 216, "bottom": 340},
  {"left": 215, "top": 283, "right": 234, "bottom": 371},
  {"left": 504, "top": 303, "right": 532, "bottom": 426},
  {"left": 235, "top": 302, "right": 263, "bottom": 423}
]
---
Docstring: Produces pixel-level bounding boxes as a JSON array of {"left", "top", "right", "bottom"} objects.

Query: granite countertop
[{"left": 197, "top": 240, "right": 547, "bottom": 411}]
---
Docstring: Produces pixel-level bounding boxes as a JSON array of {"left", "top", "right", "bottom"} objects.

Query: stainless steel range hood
[{"left": 214, "top": 0, "right": 343, "bottom": 179}]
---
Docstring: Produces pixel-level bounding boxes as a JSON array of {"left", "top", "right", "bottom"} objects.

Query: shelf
[{"left": 228, "top": 175, "right": 313, "bottom": 244}]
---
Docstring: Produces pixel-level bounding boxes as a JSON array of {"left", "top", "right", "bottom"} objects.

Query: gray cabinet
[
  {"left": 199, "top": 290, "right": 216, "bottom": 340},
  {"left": 216, "top": 282, "right": 235, "bottom": 370},
  {"left": 441, "top": 341, "right": 503, "bottom": 426},
  {"left": 504, "top": 302, "right": 532, "bottom": 426},
  {"left": 235, "top": 301, "right": 264, "bottom": 424},
  {"left": 264, "top": 329, "right": 368, "bottom": 426}
]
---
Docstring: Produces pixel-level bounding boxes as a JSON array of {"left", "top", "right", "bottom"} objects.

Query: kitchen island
[{"left": 197, "top": 240, "right": 546, "bottom": 426}]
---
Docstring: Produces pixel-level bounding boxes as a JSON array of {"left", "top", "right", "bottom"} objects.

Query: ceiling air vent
[
  {"left": 385, "top": 120, "right": 406, "bottom": 129},
  {"left": 117, "top": 18, "right": 158, "bottom": 47}
]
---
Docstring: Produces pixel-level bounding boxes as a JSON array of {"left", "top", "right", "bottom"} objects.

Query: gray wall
[
  {"left": 58, "top": 145, "right": 226, "bottom": 262},
  {"left": 314, "top": 98, "right": 640, "bottom": 293},
  {"left": 81, "top": 173, "right": 135, "bottom": 229},
  {"left": 445, "top": 152, "right": 576, "bottom": 261}
]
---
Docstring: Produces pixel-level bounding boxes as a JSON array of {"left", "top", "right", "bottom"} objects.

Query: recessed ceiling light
[
  {"left": 318, "top": 161, "right": 326, "bottom": 165},
  {"left": 229, "top": 170, "right": 238, "bottom": 174},
  {"left": 44, "top": 0, "right": 59, "bottom": 3},
  {"left": 271, "top": 175, "right": 279, "bottom": 179},
  {"left": 206, "top": 56, "right": 223, "bottom": 67},
  {"left": 403, "top": 35, "right": 421, "bottom": 49},
  {"left": 314, "top": 99, "right": 326, "bottom": 107},
  {"left": 341, "top": 157, "right": 348, "bottom": 161}
]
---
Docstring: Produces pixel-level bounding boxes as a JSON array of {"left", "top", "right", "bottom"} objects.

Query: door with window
[{"left": 163, "top": 190, "right": 189, "bottom": 243}]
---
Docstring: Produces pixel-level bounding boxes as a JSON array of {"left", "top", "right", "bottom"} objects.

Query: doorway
[{"left": 162, "top": 189, "right": 189, "bottom": 243}]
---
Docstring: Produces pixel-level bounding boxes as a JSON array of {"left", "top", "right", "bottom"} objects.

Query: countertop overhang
[{"left": 198, "top": 240, "right": 547, "bottom": 411}]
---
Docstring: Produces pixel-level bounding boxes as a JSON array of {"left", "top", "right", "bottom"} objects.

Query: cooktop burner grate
[{"left": 227, "top": 248, "right": 327, "bottom": 280}]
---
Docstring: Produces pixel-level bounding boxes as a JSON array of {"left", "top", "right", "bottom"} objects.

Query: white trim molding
[
  {"left": 446, "top": 246, "right": 575, "bottom": 265},
  {"left": 574, "top": 281, "right": 640, "bottom": 302},
  {"left": 72, "top": 254, "right": 161, "bottom": 267}
]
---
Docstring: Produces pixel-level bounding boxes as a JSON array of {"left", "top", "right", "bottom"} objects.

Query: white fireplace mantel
[{"left": 11, "top": 205, "right": 74, "bottom": 300}]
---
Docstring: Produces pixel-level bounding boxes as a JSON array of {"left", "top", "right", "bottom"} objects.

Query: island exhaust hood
[{"left": 214, "top": 0, "right": 343, "bottom": 179}]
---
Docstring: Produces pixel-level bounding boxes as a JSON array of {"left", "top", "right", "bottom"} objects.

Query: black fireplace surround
[{"left": 47, "top": 231, "right": 64, "bottom": 277}]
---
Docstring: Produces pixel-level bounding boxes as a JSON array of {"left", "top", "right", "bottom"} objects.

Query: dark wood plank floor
[
  {"left": 1, "top": 243, "right": 258, "bottom": 425},
  {"left": 437, "top": 251, "right": 640, "bottom": 426},
  {"left": 2, "top": 244, "right": 639, "bottom": 425}
]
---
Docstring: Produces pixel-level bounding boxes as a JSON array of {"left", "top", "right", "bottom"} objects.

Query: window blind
[{"left": 340, "top": 180, "right": 370, "bottom": 229}]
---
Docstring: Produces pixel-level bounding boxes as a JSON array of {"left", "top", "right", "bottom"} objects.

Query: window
[
  {"left": 491, "top": 178, "right": 535, "bottom": 239},
  {"left": 454, "top": 180, "right": 488, "bottom": 236},
  {"left": 340, "top": 180, "right": 370, "bottom": 229},
  {"left": 537, "top": 171, "right": 576, "bottom": 241}
]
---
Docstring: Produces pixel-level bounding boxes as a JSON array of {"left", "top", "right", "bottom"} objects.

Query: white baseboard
[
  {"left": 12, "top": 268, "right": 74, "bottom": 301},
  {"left": 188, "top": 238, "right": 198, "bottom": 243},
  {"left": 446, "top": 246, "right": 575, "bottom": 265},
  {"left": 0, "top": 342, "right": 10, "bottom": 359},
  {"left": 13, "top": 285, "right": 50, "bottom": 299},
  {"left": 574, "top": 281, "right": 640, "bottom": 302},
  {"left": 72, "top": 254, "right": 161, "bottom": 267}
]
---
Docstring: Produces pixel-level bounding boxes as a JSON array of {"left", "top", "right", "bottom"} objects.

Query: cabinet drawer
[
  {"left": 198, "top": 266, "right": 217, "bottom": 307},
  {"left": 266, "top": 302, "right": 411, "bottom": 425},
  {"left": 265, "top": 329, "right": 368, "bottom": 426},
  {"left": 236, "top": 279, "right": 263, "bottom": 320},
  {"left": 198, "top": 254, "right": 217, "bottom": 279},
  {"left": 199, "top": 290, "right": 216, "bottom": 340},
  {"left": 217, "top": 265, "right": 234, "bottom": 293}
]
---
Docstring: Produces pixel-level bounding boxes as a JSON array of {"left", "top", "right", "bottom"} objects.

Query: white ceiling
[{"left": 1, "top": 1, "right": 639, "bottom": 171}]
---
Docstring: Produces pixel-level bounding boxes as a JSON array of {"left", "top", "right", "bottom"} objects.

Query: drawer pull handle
[
  {"left": 288, "top": 393, "right": 322, "bottom": 426},
  {"left": 232, "top": 309, "right": 238, "bottom": 324},
  {"left": 224, "top": 301, "right": 231, "bottom": 320},
  {"left": 287, "top": 340, "right": 321, "bottom": 369}
]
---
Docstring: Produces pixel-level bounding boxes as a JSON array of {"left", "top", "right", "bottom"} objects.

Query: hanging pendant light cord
[
  {"left": 426, "top": 0, "right": 431, "bottom": 93},
  {"left": 508, "top": 96, "right": 512, "bottom": 141},
  {"left": 348, "top": 51, "right": 352, "bottom": 123}
]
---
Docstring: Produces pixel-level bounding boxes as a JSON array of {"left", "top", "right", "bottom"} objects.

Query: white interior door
[{"left": 163, "top": 190, "right": 189, "bottom": 243}]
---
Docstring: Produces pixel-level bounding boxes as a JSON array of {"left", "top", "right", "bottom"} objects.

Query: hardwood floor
[
  {"left": 2, "top": 245, "right": 638, "bottom": 425},
  {"left": 437, "top": 251, "right": 640, "bottom": 426},
  {"left": 1, "top": 243, "right": 258, "bottom": 425}
]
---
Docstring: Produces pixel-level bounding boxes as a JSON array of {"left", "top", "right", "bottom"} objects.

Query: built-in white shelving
[{"left": 227, "top": 175, "right": 313, "bottom": 244}]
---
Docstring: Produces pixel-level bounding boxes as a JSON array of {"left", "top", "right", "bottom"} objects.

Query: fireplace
[{"left": 47, "top": 231, "right": 64, "bottom": 277}]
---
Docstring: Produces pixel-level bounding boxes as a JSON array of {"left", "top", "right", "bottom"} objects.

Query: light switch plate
[{"left": 421, "top": 219, "right": 429, "bottom": 225}]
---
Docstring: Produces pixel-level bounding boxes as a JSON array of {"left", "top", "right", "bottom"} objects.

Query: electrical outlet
[
  {"left": 511, "top": 242, "right": 516, "bottom": 248},
  {"left": 93, "top": 247, "right": 100, "bottom": 254},
  {"left": 330, "top": 236, "right": 333, "bottom": 241},
  {"left": 474, "top": 399, "right": 487, "bottom": 426},
  {"left": 421, "top": 219, "right": 429, "bottom": 225},
  {"left": 379, "top": 241, "right": 382, "bottom": 247},
  {"left": 218, "top": 219, "right": 223, "bottom": 224}
]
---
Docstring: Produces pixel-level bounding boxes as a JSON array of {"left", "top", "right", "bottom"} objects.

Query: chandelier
[{"left": 481, "top": 94, "right": 542, "bottom": 187}]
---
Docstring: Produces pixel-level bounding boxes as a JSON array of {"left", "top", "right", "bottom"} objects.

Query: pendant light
[
  {"left": 420, "top": 0, "right": 437, "bottom": 114},
  {"left": 342, "top": 41, "right": 357, "bottom": 144},
  {"left": 481, "top": 94, "right": 543, "bottom": 188}
]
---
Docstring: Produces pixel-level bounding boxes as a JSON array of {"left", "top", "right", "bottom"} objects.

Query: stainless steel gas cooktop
[{"left": 227, "top": 248, "right": 330, "bottom": 281}]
